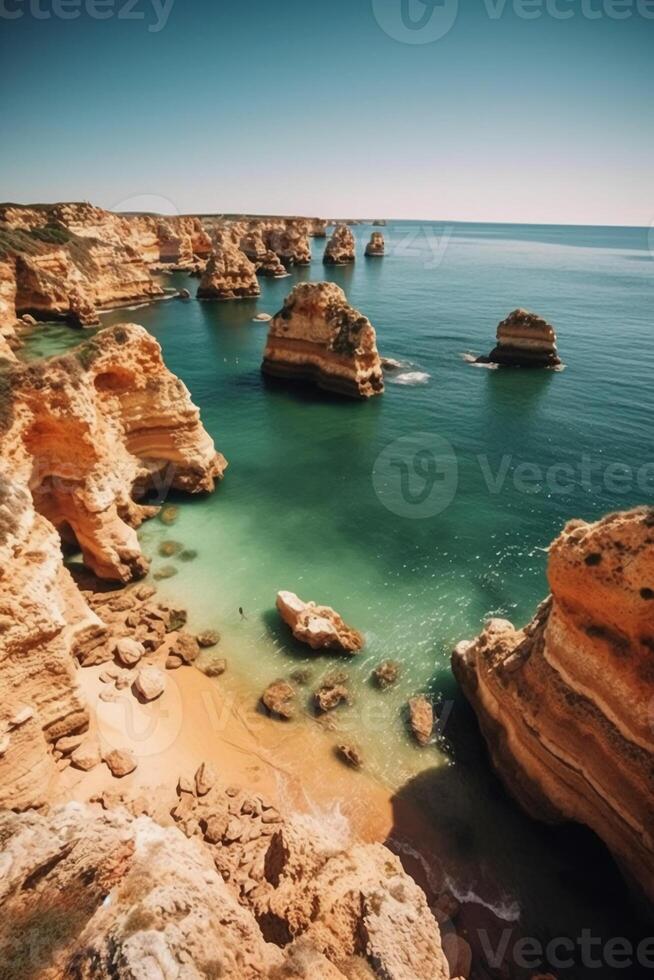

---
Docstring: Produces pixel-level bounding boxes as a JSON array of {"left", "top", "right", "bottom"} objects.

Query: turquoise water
[{"left": 24, "top": 222, "right": 654, "bottom": 966}]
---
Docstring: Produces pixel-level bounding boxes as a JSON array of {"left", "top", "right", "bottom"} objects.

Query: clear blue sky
[{"left": 1, "top": 0, "right": 652, "bottom": 224}]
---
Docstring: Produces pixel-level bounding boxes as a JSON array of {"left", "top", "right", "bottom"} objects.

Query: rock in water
[
  {"left": 257, "top": 249, "right": 288, "bottom": 278},
  {"left": 262, "top": 680, "right": 297, "bottom": 719},
  {"left": 197, "top": 239, "right": 260, "bottom": 299},
  {"left": 336, "top": 743, "right": 363, "bottom": 769},
  {"left": 452, "top": 506, "right": 654, "bottom": 903},
  {"left": 478, "top": 308, "right": 561, "bottom": 368},
  {"left": 261, "top": 282, "right": 384, "bottom": 398},
  {"left": 373, "top": 660, "right": 400, "bottom": 688},
  {"left": 365, "top": 232, "right": 385, "bottom": 256},
  {"left": 314, "top": 676, "right": 350, "bottom": 713},
  {"left": 323, "top": 223, "right": 356, "bottom": 264},
  {"left": 276, "top": 590, "right": 364, "bottom": 654},
  {"left": 408, "top": 696, "right": 434, "bottom": 746}
]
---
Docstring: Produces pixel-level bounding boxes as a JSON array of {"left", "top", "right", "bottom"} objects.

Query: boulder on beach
[
  {"left": 134, "top": 665, "right": 166, "bottom": 701},
  {"left": 262, "top": 679, "right": 296, "bottom": 719},
  {"left": 276, "top": 590, "right": 364, "bottom": 654}
]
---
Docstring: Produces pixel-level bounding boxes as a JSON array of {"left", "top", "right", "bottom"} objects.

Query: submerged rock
[
  {"left": 373, "top": 660, "right": 400, "bottom": 689},
  {"left": 408, "top": 695, "right": 434, "bottom": 746},
  {"left": 314, "top": 675, "right": 350, "bottom": 713},
  {"left": 336, "top": 742, "right": 363, "bottom": 769},
  {"left": 276, "top": 590, "right": 365, "bottom": 654},
  {"left": 158, "top": 540, "right": 182, "bottom": 557},
  {"left": 261, "top": 282, "right": 384, "bottom": 398},
  {"left": 477, "top": 308, "right": 562, "bottom": 368}
]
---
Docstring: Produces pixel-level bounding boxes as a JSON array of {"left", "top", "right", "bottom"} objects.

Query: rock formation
[
  {"left": 197, "top": 239, "right": 261, "bottom": 299},
  {"left": 1, "top": 323, "right": 225, "bottom": 581},
  {"left": 258, "top": 249, "right": 289, "bottom": 278},
  {"left": 309, "top": 218, "right": 329, "bottom": 238},
  {"left": 323, "top": 223, "right": 356, "bottom": 265},
  {"left": 0, "top": 472, "right": 95, "bottom": 810},
  {"left": 365, "top": 232, "right": 385, "bottom": 256},
  {"left": 276, "top": 590, "right": 364, "bottom": 653},
  {"left": 0, "top": 791, "right": 454, "bottom": 979},
  {"left": 265, "top": 223, "right": 312, "bottom": 267},
  {"left": 261, "top": 282, "right": 384, "bottom": 398},
  {"left": 478, "top": 309, "right": 561, "bottom": 368},
  {"left": 453, "top": 507, "right": 654, "bottom": 902}
]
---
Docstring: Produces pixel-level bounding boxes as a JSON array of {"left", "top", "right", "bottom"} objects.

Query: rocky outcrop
[
  {"left": 0, "top": 472, "right": 95, "bottom": 810},
  {"left": 258, "top": 249, "right": 289, "bottom": 278},
  {"left": 309, "top": 218, "right": 329, "bottom": 238},
  {"left": 197, "top": 240, "right": 261, "bottom": 299},
  {"left": 261, "top": 282, "right": 384, "bottom": 398},
  {"left": 1, "top": 323, "right": 225, "bottom": 581},
  {"left": 365, "top": 232, "right": 385, "bottom": 256},
  {"left": 323, "top": 223, "right": 356, "bottom": 264},
  {"left": 478, "top": 309, "right": 561, "bottom": 368},
  {"left": 453, "top": 507, "right": 654, "bottom": 902},
  {"left": 0, "top": 791, "right": 453, "bottom": 980},
  {"left": 276, "top": 590, "right": 364, "bottom": 653},
  {"left": 265, "top": 223, "right": 312, "bottom": 267}
]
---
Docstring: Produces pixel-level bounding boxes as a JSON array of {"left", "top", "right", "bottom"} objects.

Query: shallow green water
[{"left": 24, "top": 221, "right": 654, "bottom": 968}]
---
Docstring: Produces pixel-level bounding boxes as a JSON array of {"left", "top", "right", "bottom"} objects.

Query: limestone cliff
[
  {"left": 197, "top": 239, "right": 261, "bottom": 299},
  {"left": 0, "top": 794, "right": 454, "bottom": 980},
  {"left": 453, "top": 507, "right": 654, "bottom": 901},
  {"left": 478, "top": 308, "right": 561, "bottom": 368},
  {"left": 1, "top": 323, "right": 225, "bottom": 581},
  {"left": 0, "top": 472, "right": 95, "bottom": 810},
  {"left": 324, "top": 224, "right": 356, "bottom": 265},
  {"left": 262, "top": 282, "right": 384, "bottom": 398},
  {"left": 265, "top": 222, "right": 312, "bottom": 267}
]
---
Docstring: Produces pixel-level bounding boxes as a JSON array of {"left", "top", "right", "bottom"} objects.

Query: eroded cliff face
[
  {"left": 1, "top": 323, "right": 226, "bottom": 581},
  {"left": 0, "top": 794, "right": 454, "bottom": 980},
  {"left": 0, "top": 473, "right": 95, "bottom": 810},
  {"left": 198, "top": 239, "right": 261, "bottom": 299},
  {"left": 453, "top": 507, "right": 654, "bottom": 901},
  {"left": 262, "top": 282, "right": 384, "bottom": 398}
]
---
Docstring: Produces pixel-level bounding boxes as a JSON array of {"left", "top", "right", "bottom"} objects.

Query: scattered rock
[
  {"left": 262, "top": 679, "right": 296, "bottom": 720},
  {"left": 195, "top": 761, "right": 217, "bottom": 796},
  {"left": 134, "top": 666, "right": 166, "bottom": 701},
  {"left": 71, "top": 739, "right": 101, "bottom": 771},
  {"left": 200, "top": 657, "right": 227, "bottom": 678},
  {"left": 179, "top": 549, "right": 198, "bottom": 562},
  {"left": 114, "top": 637, "right": 145, "bottom": 667},
  {"left": 373, "top": 660, "right": 400, "bottom": 689},
  {"left": 104, "top": 749, "right": 137, "bottom": 777},
  {"left": 178, "top": 775, "right": 194, "bottom": 794},
  {"left": 289, "top": 667, "right": 312, "bottom": 686},
  {"left": 166, "top": 654, "right": 183, "bottom": 670},
  {"left": 196, "top": 629, "right": 220, "bottom": 648},
  {"left": 336, "top": 743, "right": 363, "bottom": 769},
  {"left": 177, "top": 288, "right": 191, "bottom": 300},
  {"left": 314, "top": 677, "right": 350, "bottom": 713},
  {"left": 408, "top": 695, "right": 433, "bottom": 746},
  {"left": 55, "top": 732, "right": 86, "bottom": 754},
  {"left": 170, "top": 631, "right": 200, "bottom": 664},
  {"left": 165, "top": 605, "right": 188, "bottom": 632}
]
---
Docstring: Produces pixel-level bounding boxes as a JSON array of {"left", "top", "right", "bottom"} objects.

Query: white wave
[
  {"left": 444, "top": 875, "right": 521, "bottom": 922},
  {"left": 389, "top": 371, "right": 431, "bottom": 386}
]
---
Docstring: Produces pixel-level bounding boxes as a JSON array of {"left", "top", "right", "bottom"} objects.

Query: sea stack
[
  {"left": 479, "top": 308, "right": 561, "bottom": 367},
  {"left": 323, "top": 223, "right": 356, "bottom": 265},
  {"left": 265, "top": 224, "right": 312, "bottom": 267},
  {"left": 197, "top": 240, "right": 260, "bottom": 300},
  {"left": 452, "top": 507, "right": 654, "bottom": 902},
  {"left": 365, "top": 232, "right": 385, "bottom": 257},
  {"left": 261, "top": 282, "right": 384, "bottom": 398},
  {"left": 257, "top": 249, "right": 288, "bottom": 278}
]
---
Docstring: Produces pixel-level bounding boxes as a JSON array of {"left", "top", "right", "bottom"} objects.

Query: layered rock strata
[
  {"left": 1, "top": 323, "right": 225, "bottom": 581},
  {"left": 323, "top": 223, "right": 356, "bottom": 265},
  {"left": 453, "top": 507, "right": 654, "bottom": 901},
  {"left": 478, "top": 308, "right": 561, "bottom": 367},
  {"left": 0, "top": 473, "right": 95, "bottom": 810},
  {"left": 277, "top": 590, "right": 365, "bottom": 653},
  {"left": 365, "top": 232, "right": 385, "bottom": 256},
  {"left": 261, "top": 282, "right": 384, "bottom": 398},
  {"left": 197, "top": 240, "right": 261, "bottom": 299}
]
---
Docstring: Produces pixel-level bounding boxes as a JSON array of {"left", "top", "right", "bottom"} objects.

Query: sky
[{"left": 0, "top": 0, "right": 652, "bottom": 225}]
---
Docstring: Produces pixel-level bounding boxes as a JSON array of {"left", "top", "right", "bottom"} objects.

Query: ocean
[{"left": 24, "top": 220, "right": 654, "bottom": 970}]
